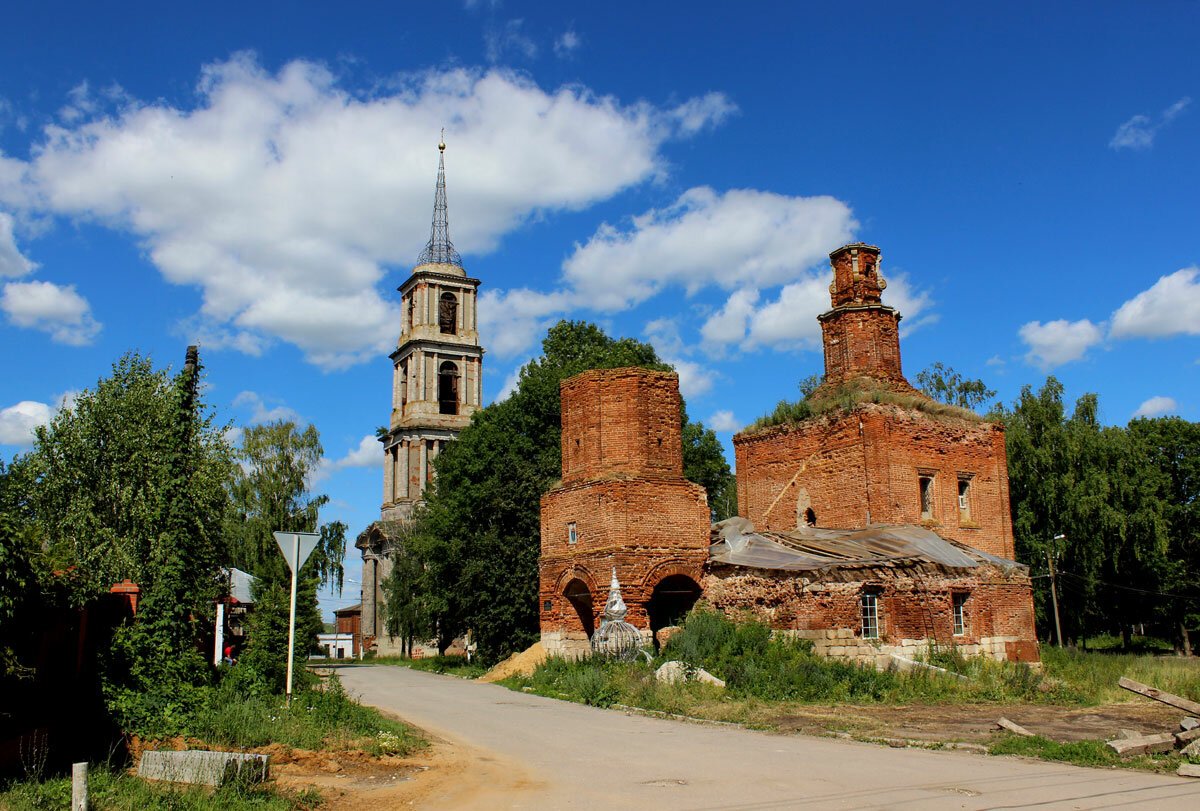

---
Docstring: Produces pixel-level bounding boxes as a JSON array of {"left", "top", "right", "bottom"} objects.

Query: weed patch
[{"left": 370, "top": 655, "right": 487, "bottom": 680}]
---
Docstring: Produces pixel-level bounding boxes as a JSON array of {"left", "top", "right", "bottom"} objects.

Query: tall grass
[
  {"left": 0, "top": 767, "right": 324, "bottom": 811},
  {"left": 370, "top": 654, "right": 487, "bottom": 680},
  {"left": 510, "top": 610, "right": 1200, "bottom": 712},
  {"left": 186, "top": 674, "right": 423, "bottom": 755}
]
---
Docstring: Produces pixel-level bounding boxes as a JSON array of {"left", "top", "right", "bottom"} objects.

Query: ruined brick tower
[
  {"left": 539, "top": 368, "right": 710, "bottom": 657},
  {"left": 357, "top": 140, "right": 484, "bottom": 648},
  {"left": 819, "top": 243, "right": 907, "bottom": 388},
  {"left": 735, "top": 243, "right": 1015, "bottom": 559}
]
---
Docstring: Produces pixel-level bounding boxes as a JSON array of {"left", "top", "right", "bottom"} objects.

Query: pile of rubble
[{"left": 1104, "top": 677, "right": 1200, "bottom": 777}]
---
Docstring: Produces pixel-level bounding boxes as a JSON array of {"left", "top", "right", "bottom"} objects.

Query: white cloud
[
  {"left": 478, "top": 288, "right": 575, "bottom": 360},
  {"left": 485, "top": 19, "right": 539, "bottom": 62},
  {"left": 701, "top": 288, "right": 760, "bottom": 353},
  {"left": 0, "top": 400, "right": 52, "bottom": 446},
  {"left": 1018, "top": 318, "right": 1104, "bottom": 369},
  {"left": 1, "top": 279, "right": 101, "bottom": 345},
  {"left": 563, "top": 186, "right": 855, "bottom": 311},
  {"left": 493, "top": 360, "right": 527, "bottom": 403},
  {"left": 0, "top": 212, "right": 37, "bottom": 277},
  {"left": 328, "top": 434, "right": 380, "bottom": 471},
  {"left": 1133, "top": 396, "right": 1178, "bottom": 419},
  {"left": 1110, "top": 267, "right": 1200, "bottom": 339},
  {"left": 668, "top": 93, "right": 739, "bottom": 136},
  {"left": 670, "top": 357, "right": 715, "bottom": 399},
  {"left": 0, "top": 55, "right": 731, "bottom": 369},
  {"left": 232, "top": 390, "right": 301, "bottom": 424},
  {"left": 554, "top": 29, "right": 581, "bottom": 58},
  {"left": 707, "top": 409, "right": 741, "bottom": 432},
  {"left": 699, "top": 272, "right": 931, "bottom": 355},
  {"left": 1110, "top": 97, "right": 1191, "bottom": 151}
]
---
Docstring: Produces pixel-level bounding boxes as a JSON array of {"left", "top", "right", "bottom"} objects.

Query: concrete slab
[{"left": 138, "top": 749, "right": 268, "bottom": 786}]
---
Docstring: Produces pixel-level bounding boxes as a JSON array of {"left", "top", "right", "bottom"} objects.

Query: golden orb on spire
[{"left": 438, "top": 127, "right": 446, "bottom": 152}]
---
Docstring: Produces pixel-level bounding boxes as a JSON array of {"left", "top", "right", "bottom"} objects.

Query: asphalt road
[{"left": 337, "top": 664, "right": 1200, "bottom": 810}]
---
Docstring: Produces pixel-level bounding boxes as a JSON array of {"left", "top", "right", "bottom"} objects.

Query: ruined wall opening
[
  {"left": 563, "top": 579, "right": 594, "bottom": 637},
  {"left": 647, "top": 574, "right": 702, "bottom": 637},
  {"left": 439, "top": 291, "right": 458, "bottom": 334},
  {"left": 804, "top": 507, "right": 817, "bottom": 527},
  {"left": 438, "top": 361, "right": 459, "bottom": 414}
]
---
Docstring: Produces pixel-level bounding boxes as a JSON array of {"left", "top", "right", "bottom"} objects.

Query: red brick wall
[
  {"left": 819, "top": 306, "right": 905, "bottom": 386},
  {"left": 541, "top": 368, "right": 709, "bottom": 638},
  {"left": 560, "top": 368, "right": 683, "bottom": 484},
  {"left": 702, "top": 564, "right": 1039, "bottom": 662},
  {"left": 735, "top": 403, "right": 1015, "bottom": 559}
]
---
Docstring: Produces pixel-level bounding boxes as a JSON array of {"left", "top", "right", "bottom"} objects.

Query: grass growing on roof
[{"left": 746, "top": 378, "right": 983, "bottom": 434}]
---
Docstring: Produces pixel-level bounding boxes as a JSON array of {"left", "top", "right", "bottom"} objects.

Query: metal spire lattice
[{"left": 416, "top": 135, "right": 463, "bottom": 268}]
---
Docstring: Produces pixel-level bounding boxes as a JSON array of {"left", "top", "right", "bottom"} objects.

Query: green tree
[
  {"left": 1127, "top": 416, "right": 1200, "bottom": 644},
  {"left": 406, "top": 320, "right": 732, "bottom": 662},
  {"left": 19, "top": 352, "right": 233, "bottom": 596},
  {"left": 381, "top": 522, "right": 432, "bottom": 657},
  {"left": 227, "top": 420, "right": 346, "bottom": 692},
  {"left": 999, "top": 378, "right": 1171, "bottom": 645},
  {"left": 916, "top": 362, "right": 996, "bottom": 412},
  {"left": 106, "top": 348, "right": 232, "bottom": 728}
]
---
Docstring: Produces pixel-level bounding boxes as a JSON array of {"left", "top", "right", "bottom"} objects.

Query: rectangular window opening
[
  {"left": 953, "top": 592, "right": 968, "bottom": 636},
  {"left": 919, "top": 475, "right": 935, "bottom": 520},
  {"left": 957, "top": 477, "right": 972, "bottom": 520},
  {"left": 861, "top": 591, "right": 880, "bottom": 639},
  {"left": 567, "top": 522, "right": 578, "bottom": 545}
]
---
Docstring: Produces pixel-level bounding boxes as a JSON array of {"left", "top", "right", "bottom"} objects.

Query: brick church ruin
[{"left": 540, "top": 243, "right": 1040, "bottom": 666}]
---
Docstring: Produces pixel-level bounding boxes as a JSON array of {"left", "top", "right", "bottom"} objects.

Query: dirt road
[{"left": 337, "top": 664, "right": 1200, "bottom": 809}]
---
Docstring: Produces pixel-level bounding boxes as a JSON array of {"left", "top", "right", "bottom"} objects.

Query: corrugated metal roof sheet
[{"left": 709, "top": 517, "right": 1026, "bottom": 575}]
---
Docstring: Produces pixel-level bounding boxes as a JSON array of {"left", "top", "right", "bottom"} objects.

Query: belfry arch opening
[
  {"left": 439, "top": 292, "right": 458, "bottom": 334},
  {"left": 563, "top": 579, "right": 594, "bottom": 638},
  {"left": 438, "top": 361, "right": 459, "bottom": 415},
  {"left": 647, "top": 574, "right": 702, "bottom": 638}
]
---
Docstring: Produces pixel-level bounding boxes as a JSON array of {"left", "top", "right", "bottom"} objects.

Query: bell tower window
[
  {"left": 439, "top": 292, "right": 458, "bottom": 334},
  {"left": 438, "top": 361, "right": 459, "bottom": 415}
]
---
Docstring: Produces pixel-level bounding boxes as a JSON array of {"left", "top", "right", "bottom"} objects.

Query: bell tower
[
  {"left": 380, "top": 138, "right": 484, "bottom": 522},
  {"left": 817, "top": 243, "right": 908, "bottom": 388}
]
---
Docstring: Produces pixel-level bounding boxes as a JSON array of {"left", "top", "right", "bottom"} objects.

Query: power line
[{"left": 1055, "top": 570, "right": 1200, "bottom": 602}]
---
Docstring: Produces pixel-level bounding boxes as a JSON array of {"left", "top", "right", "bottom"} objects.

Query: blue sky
[{"left": 1, "top": 3, "right": 1197, "bottom": 619}]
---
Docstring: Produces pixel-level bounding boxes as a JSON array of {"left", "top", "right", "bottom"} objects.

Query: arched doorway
[
  {"left": 646, "top": 574, "right": 701, "bottom": 636},
  {"left": 563, "top": 578, "right": 595, "bottom": 638}
]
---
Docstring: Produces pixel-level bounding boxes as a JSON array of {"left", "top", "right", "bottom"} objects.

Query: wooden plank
[
  {"left": 1105, "top": 733, "right": 1176, "bottom": 756},
  {"left": 997, "top": 717, "right": 1034, "bottom": 737},
  {"left": 1117, "top": 677, "right": 1200, "bottom": 715}
]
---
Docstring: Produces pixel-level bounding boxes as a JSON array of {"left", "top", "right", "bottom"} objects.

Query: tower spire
[{"left": 416, "top": 133, "right": 463, "bottom": 268}]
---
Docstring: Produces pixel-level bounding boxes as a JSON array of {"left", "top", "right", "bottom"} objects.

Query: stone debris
[
  {"left": 138, "top": 750, "right": 268, "bottom": 786},
  {"left": 1178, "top": 763, "right": 1200, "bottom": 779},
  {"left": 1105, "top": 733, "right": 1176, "bottom": 756},
  {"left": 655, "top": 660, "right": 725, "bottom": 688},
  {"left": 1181, "top": 717, "right": 1200, "bottom": 731},
  {"left": 996, "top": 717, "right": 1034, "bottom": 737}
]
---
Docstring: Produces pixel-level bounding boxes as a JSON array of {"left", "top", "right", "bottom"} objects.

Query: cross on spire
[{"left": 416, "top": 134, "right": 463, "bottom": 268}]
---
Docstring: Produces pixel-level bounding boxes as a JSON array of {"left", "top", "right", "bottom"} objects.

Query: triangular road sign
[{"left": 273, "top": 531, "right": 321, "bottom": 573}]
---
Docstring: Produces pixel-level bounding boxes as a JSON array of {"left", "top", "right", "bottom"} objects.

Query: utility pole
[{"left": 1047, "top": 533, "right": 1065, "bottom": 647}]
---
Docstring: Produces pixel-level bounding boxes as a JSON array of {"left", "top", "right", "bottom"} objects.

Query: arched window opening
[
  {"left": 564, "top": 579, "right": 595, "bottom": 638},
  {"left": 438, "top": 361, "right": 459, "bottom": 415},
  {"left": 407, "top": 294, "right": 415, "bottom": 331},
  {"left": 647, "top": 574, "right": 702, "bottom": 647},
  {"left": 439, "top": 292, "right": 458, "bottom": 334},
  {"left": 399, "top": 359, "right": 408, "bottom": 409}
]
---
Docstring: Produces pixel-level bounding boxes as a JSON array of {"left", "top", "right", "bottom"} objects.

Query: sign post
[{"left": 273, "top": 531, "right": 320, "bottom": 705}]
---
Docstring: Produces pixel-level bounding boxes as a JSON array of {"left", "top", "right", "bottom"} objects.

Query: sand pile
[{"left": 477, "top": 641, "right": 547, "bottom": 683}]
